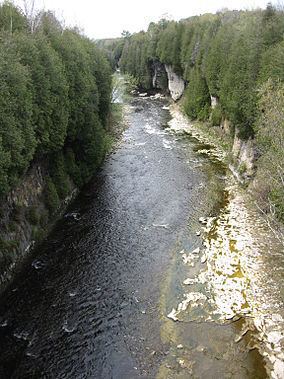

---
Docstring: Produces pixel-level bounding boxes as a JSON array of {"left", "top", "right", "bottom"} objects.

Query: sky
[{"left": 13, "top": 0, "right": 270, "bottom": 39}]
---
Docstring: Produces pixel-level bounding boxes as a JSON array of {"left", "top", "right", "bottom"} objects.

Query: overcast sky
[{"left": 13, "top": 0, "right": 270, "bottom": 39}]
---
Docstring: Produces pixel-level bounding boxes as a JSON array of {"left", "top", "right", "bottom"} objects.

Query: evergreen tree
[{"left": 183, "top": 67, "right": 211, "bottom": 120}]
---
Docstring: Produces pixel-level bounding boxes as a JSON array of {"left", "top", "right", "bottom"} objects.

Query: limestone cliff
[
  {"left": 0, "top": 163, "right": 77, "bottom": 292},
  {"left": 149, "top": 61, "right": 256, "bottom": 180},
  {"left": 151, "top": 60, "right": 168, "bottom": 92},
  {"left": 164, "top": 65, "right": 185, "bottom": 101},
  {"left": 232, "top": 130, "right": 256, "bottom": 179}
]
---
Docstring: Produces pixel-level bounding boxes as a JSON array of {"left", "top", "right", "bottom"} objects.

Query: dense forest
[
  {"left": 114, "top": 3, "right": 284, "bottom": 223},
  {"left": 0, "top": 1, "right": 112, "bottom": 211}
]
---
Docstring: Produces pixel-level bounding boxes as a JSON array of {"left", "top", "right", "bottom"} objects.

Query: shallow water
[{"left": 0, "top": 96, "right": 267, "bottom": 378}]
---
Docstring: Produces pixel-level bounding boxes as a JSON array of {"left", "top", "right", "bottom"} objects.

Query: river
[{"left": 0, "top": 94, "right": 269, "bottom": 378}]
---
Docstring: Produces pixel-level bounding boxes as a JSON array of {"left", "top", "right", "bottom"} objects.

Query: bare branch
[{"left": 22, "top": 0, "right": 43, "bottom": 33}]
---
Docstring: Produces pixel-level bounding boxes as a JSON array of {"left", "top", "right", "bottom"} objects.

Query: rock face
[
  {"left": 232, "top": 129, "right": 255, "bottom": 178},
  {"left": 210, "top": 95, "right": 218, "bottom": 109},
  {"left": 220, "top": 118, "right": 231, "bottom": 135},
  {"left": 151, "top": 60, "right": 168, "bottom": 92},
  {"left": 165, "top": 65, "right": 185, "bottom": 101},
  {"left": 0, "top": 163, "right": 77, "bottom": 293},
  {"left": 0, "top": 165, "right": 43, "bottom": 291}
]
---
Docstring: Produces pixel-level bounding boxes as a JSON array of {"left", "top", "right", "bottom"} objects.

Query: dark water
[{"left": 0, "top": 97, "right": 264, "bottom": 378}]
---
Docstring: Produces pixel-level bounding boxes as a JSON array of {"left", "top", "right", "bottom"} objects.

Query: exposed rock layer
[
  {"left": 151, "top": 60, "right": 168, "bottom": 92},
  {"left": 164, "top": 65, "right": 185, "bottom": 101},
  {"left": 0, "top": 163, "right": 76, "bottom": 293}
]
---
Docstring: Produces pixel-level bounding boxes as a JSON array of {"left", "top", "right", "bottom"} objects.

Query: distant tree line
[
  {"left": 118, "top": 5, "right": 284, "bottom": 137},
  {"left": 115, "top": 4, "right": 284, "bottom": 224},
  {"left": 96, "top": 37, "right": 125, "bottom": 71},
  {"left": 0, "top": 1, "right": 112, "bottom": 207}
]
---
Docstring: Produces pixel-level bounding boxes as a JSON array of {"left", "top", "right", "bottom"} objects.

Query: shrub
[
  {"left": 183, "top": 68, "right": 211, "bottom": 120},
  {"left": 26, "top": 206, "right": 40, "bottom": 225},
  {"left": 210, "top": 105, "right": 222, "bottom": 126},
  {"left": 49, "top": 152, "right": 71, "bottom": 199},
  {"left": 45, "top": 177, "right": 60, "bottom": 214}
]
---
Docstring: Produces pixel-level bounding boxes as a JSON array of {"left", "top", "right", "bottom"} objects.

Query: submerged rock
[
  {"left": 167, "top": 308, "right": 179, "bottom": 322},
  {"left": 200, "top": 254, "right": 207, "bottom": 264},
  {"left": 134, "top": 107, "right": 143, "bottom": 113},
  {"left": 31, "top": 259, "right": 45, "bottom": 270}
]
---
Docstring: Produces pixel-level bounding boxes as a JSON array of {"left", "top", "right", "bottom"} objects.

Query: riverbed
[{"left": 0, "top": 94, "right": 278, "bottom": 378}]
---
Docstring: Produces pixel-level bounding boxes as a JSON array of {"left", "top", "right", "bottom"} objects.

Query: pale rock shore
[
  {"left": 168, "top": 104, "right": 226, "bottom": 162},
  {"left": 167, "top": 104, "right": 284, "bottom": 379}
]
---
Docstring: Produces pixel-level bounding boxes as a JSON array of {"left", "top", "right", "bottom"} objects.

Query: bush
[
  {"left": 31, "top": 226, "right": 46, "bottom": 241},
  {"left": 49, "top": 152, "right": 71, "bottom": 199},
  {"left": 0, "top": 238, "right": 18, "bottom": 253},
  {"left": 45, "top": 177, "right": 60, "bottom": 214},
  {"left": 183, "top": 68, "right": 211, "bottom": 120},
  {"left": 210, "top": 104, "right": 222, "bottom": 126},
  {"left": 269, "top": 187, "right": 284, "bottom": 222},
  {"left": 0, "top": 5, "right": 112, "bottom": 199},
  {"left": 65, "top": 148, "right": 82, "bottom": 187},
  {"left": 198, "top": 104, "right": 210, "bottom": 121},
  {"left": 26, "top": 206, "right": 40, "bottom": 225},
  {"left": 254, "top": 79, "right": 284, "bottom": 223}
]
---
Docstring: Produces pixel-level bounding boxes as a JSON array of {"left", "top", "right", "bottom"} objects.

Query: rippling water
[{"left": 0, "top": 96, "right": 266, "bottom": 378}]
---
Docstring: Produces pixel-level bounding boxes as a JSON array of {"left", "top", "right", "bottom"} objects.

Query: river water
[{"left": 0, "top": 95, "right": 268, "bottom": 378}]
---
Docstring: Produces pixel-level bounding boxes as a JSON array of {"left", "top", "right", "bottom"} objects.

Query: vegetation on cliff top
[
  {"left": 117, "top": 4, "right": 284, "bottom": 138},
  {"left": 0, "top": 1, "right": 112, "bottom": 203}
]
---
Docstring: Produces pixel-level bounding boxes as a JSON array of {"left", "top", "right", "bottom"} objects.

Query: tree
[
  {"left": 261, "top": 2, "right": 284, "bottom": 46},
  {"left": 0, "top": 41, "right": 35, "bottom": 192},
  {"left": 23, "top": 0, "right": 42, "bottom": 33},
  {"left": 121, "top": 30, "right": 131, "bottom": 39},
  {"left": 183, "top": 67, "right": 211, "bottom": 120},
  {"left": 13, "top": 32, "right": 69, "bottom": 153},
  {"left": 0, "top": 5, "right": 113, "bottom": 200},
  {"left": 0, "top": 1, "right": 27, "bottom": 33},
  {"left": 156, "top": 21, "right": 183, "bottom": 74},
  {"left": 254, "top": 79, "right": 284, "bottom": 224}
]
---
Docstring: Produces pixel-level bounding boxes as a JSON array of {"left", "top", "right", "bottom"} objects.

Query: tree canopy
[
  {"left": 0, "top": 2, "right": 112, "bottom": 198},
  {"left": 118, "top": 5, "right": 284, "bottom": 139}
]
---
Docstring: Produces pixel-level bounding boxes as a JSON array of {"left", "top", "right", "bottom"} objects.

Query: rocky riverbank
[{"left": 166, "top": 104, "right": 284, "bottom": 379}]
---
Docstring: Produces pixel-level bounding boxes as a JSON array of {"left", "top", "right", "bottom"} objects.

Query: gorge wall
[
  {"left": 164, "top": 65, "right": 185, "bottom": 101},
  {"left": 0, "top": 2, "right": 114, "bottom": 293},
  {"left": 0, "top": 163, "right": 78, "bottom": 292},
  {"left": 150, "top": 61, "right": 256, "bottom": 181}
]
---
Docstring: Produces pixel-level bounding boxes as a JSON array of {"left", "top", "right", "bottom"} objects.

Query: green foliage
[
  {"left": 157, "top": 21, "right": 183, "bottom": 74},
  {"left": 118, "top": 8, "right": 284, "bottom": 139},
  {"left": 183, "top": 68, "right": 211, "bottom": 120},
  {"left": 259, "top": 40, "right": 284, "bottom": 83},
  {"left": 89, "top": 47, "right": 112, "bottom": 126},
  {"left": 13, "top": 33, "right": 69, "bottom": 154},
  {"left": 26, "top": 206, "right": 41, "bottom": 225},
  {"left": 261, "top": 3, "right": 284, "bottom": 47},
  {"left": 210, "top": 104, "right": 222, "bottom": 126},
  {"left": 64, "top": 148, "right": 82, "bottom": 187},
  {"left": 0, "top": 4, "right": 113, "bottom": 202},
  {"left": 124, "top": 73, "right": 139, "bottom": 94},
  {"left": 96, "top": 38, "right": 125, "bottom": 70},
  {"left": 0, "top": 2, "right": 27, "bottom": 33},
  {"left": 0, "top": 237, "right": 18, "bottom": 253},
  {"left": 218, "top": 14, "right": 263, "bottom": 138},
  {"left": 49, "top": 152, "right": 71, "bottom": 199},
  {"left": 31, "top": 225, "right": 46, "bottom": 241},
  {"left": 0, "top": 41, "right": 35, "bottom": 193},
  {"left": 120, "top": 31, "right": 153, "bottom": 88},
  {"left": 254, "top": 79, "right": 284, "bottom": 222},
  {"left": 45, "top": 177, "right": 60, "bottom": 214}
]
